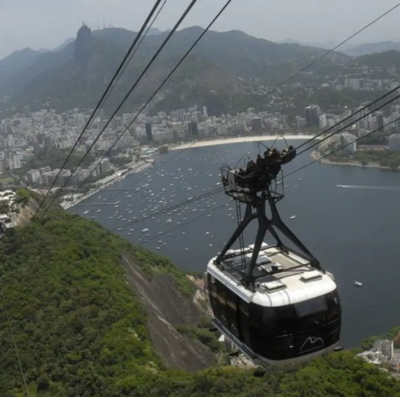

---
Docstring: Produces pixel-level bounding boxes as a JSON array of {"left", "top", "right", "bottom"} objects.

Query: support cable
[
  {"left": 40, "top": 0, "right": 199, "bottom": 217},
  {"left": 71, "top": 0, "right": 232, "bottom": 200},
  {"left": 33, "top": 0, "right": 165, "bottom": 219}
]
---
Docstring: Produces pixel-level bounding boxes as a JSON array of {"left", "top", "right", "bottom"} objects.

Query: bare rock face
[{"left": 121, "top": 255, "right": 215, "bottom": 371}]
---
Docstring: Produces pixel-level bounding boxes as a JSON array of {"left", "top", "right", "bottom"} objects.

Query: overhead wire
[
  {"left": 137, "top": 110, "right": 400, "bottom": 238},
  {"left": 294, "top": 86, "right": 400, "bottom": 152},
  {"left": 296, "top": 86, "right": 400, "bottom": 157},
  {"left": 101, "top": 0, "right": 169, "bottom": 106},
  {"left": 284, "top": 115, "right": 400, "bottom": 179},
  {"left": 295, "top": 91, "right": 400, "bottom": 157},
  {"left": 33, "top": 0, "right": 165, "bottom": 219},
  {"left": 39, "top": 0, "right": 199, "bottom": 218},
  {"left": 74, "top": 1, "right": 399, "bottom": 207},
  {"left": 73, "top": 90, "right": 400, "bottom": 232},
  {"left": 70, "top": 0, "right": 232, "bottom": 203},
  {"left": 121, "top": 90, "right": 400, "bottom": 231},
  {"left": 234, "top": 2, "right": 400, "bottom": 113},
  {"left": 37, "top": 2, "right": 400, "bottom": 236},
  {"left": 110, "top": 0, "right": 400, "bottom": 251},
  {"left": 89, "top": 83, "right": 400, "bottom": 210}
]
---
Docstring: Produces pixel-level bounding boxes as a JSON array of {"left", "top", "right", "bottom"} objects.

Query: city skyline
[{"left": 1, "top": 0, "right": 400, "bottom": 59}]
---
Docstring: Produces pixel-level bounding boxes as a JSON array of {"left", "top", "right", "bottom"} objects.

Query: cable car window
[
  {"left": 295, "top": 296, "right": 327, "bottom": 318},
  {"left": 216, "top": 280, "right": 228, "bottom": 327},
  {"left": 265, "top": 306, "right": 296, "bottom": 337},
  {"left": 326, "top": 291, "right": 341, "bottom": 323},
  {"left": 238, "top": 299, "right": 250, "bottom": 345},
  {"left": 208, "top": 275, "right": 221, "bottom": 319},
  {"left": 225, "top": 287, "right": 239, "bottom": 337}
]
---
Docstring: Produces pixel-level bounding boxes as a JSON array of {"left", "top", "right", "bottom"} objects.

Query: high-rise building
[
  {"left": 44, "top": 136, "right": 54, "bottom": 149},
  {"left": 319, "top": 114, "right": 327, "bottom": 129},
  {"left": 389, "top": 134, "right": 400, "bottom": 152},
  {"left": 251, "top": 117, "right": 263, "bottom": 132},
  {"left": 170, "top": 111, "right": 178, "bottom": 121},
  {"left": 99, "top": 158, "right": 112, "bottom": 174},
  {"left": 295, "top": 116, "right": 306, "bottom": 128},
  {"left": 7, "top": 135, "right": 15, "bottom": 147},
  {"left": 177, "top": 109, "right": 185, "bottom": 121},
  {"left": 231, "top": 122, "right": 246, "bottom": 135},
  {"left": 188, "top": 120, "right": 199, "bottom": 136},
  {"left": 27, "top": 169, "right": 41, "bottom": 184},
  {"left": 203, "top": 106, "right": 208, "bottom": 118},
  {"left": 375, "top": 112, "right": 384, "bottom": 130},
  {"left": 8, "top": 154, "right": 21, "bottom": 170},
  {"left": 340, "top": 132, "right": 357, "bottom": 153},
  {"left": 145, "top": 123, "right": 153, "bottom": 142},
  {"left": 39, "top": 166, "right": 51, "bottom": 174},
  {"left": 305, "top": 105, "right": 319, "bottom": 127},
  {"left": 218, "top": 124, "right": 228, "bottom": 135}
]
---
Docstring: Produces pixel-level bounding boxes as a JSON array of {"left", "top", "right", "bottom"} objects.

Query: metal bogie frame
[{"left": 216, "top": 148, "right": 321, "bottom": 286}]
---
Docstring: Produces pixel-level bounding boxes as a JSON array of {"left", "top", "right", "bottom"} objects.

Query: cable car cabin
[{"left": 206, "top": 244, "right": 341, "bottom": 365}]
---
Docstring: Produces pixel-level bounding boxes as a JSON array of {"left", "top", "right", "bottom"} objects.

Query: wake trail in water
[{"left": 337, "top": 185, "right": 400, "bottom": 192}]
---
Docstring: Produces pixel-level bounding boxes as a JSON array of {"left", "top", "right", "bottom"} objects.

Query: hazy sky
[{"left": 0, "top": 0, "right": 400, "bottom": 59}]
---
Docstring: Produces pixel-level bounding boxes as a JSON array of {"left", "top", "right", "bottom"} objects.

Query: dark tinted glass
[
  {"left": 326, "top": 290, "right": 341, "bottom": 323},
  {"left": 216, "top": 279, "right": 228, "bottom": 327},
  {"left": 295, "top": 296, "right": 327, "bottom": 318},
  {"left": 225, "top": 287, "right": 239, "bottom": 337},
  {"left": 238, "top": 298, "right": 251, "bottom": 345},
  {"left": 208, "top": 275, "right": 220, "bottom": 318}
]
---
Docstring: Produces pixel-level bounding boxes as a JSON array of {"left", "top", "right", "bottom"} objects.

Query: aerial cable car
[{"left": 205, "top": 146, "right": 341, "bottom": 365}]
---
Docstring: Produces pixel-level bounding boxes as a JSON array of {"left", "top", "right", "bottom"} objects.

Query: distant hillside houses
[{"left": 357, "top": 338, "right": 400, "bottom": 380}]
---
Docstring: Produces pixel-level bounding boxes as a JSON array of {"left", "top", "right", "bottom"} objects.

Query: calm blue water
[{"left": 70, "top": 140, "right": 400, "bottom": 348}]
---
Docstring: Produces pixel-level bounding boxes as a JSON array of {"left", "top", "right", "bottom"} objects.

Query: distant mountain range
[
  {"left": 342, "top": 41, "right": 400, "bottom": 56},
  {"left": 0, "top": 26, "right": 397, "bottom": 116},
  {"left": 278, "top": 38, "right": 354, "bottom": 52},
  {"left": 279, "top": 38, "right": 400, "bottom": 56}
]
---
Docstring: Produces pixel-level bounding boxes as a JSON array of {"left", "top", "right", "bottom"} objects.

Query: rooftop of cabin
[{"left": 209, "top": 243, "right": 330, "bottom": 294}]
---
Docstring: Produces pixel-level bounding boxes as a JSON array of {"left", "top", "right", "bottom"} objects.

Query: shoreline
[
  {"left": 310, "top": 150, "right": 399, "bottom": 170},
  {"left": 170, "top": 135, "right": 318, "bottom": 150},
  {"left": 65, "top": 136, "right": 318, "bottom": 209},
  {"left": 62, "top": 161, "right": 153, "bottom": 210}
]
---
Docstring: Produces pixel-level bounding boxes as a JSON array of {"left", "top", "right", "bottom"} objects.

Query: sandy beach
[{"left": 171, "top": 135, "right": 317, "bottom": 150}]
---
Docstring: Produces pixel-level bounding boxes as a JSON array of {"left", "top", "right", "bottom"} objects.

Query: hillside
[
  {"left": 0, "top": 25, "right": 349, "bottom": 116},
  {"left": 350, "top": 50, "right": 400, "bottom": 68},
  {"left": 1, "top": 209, "right": 400, "bottom": 396},
  {"left": 343, "top": 41, "right": 400, "bottom": 56},
  {"left": 0, "top": 48, "right": 40, "bottom": 89}
]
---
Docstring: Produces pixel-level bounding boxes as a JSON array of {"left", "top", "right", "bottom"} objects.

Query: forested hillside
[{"left": 1, "top": 210, "right": 400, "bottom": 396}]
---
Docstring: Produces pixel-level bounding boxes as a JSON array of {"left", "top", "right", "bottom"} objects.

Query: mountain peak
[
  {"left": 75, "top": 24, "right": 93, "bottom": 65},
  {"left": 77, "top": 24, "right": 92, "bottom": 41}
]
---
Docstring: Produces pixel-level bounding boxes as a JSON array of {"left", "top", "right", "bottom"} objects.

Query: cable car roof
[{"left": 207, "top": 245, "right": 336, "bottom": 307}]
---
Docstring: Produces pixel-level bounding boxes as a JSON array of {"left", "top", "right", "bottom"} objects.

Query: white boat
[
  {"left": 354, "top": 281, "right": 363, "bottom": 287},
  {"left": 290, "top": 215, "right": 296, "bottom": 220},
  {"left": 141, "top": 228, "right": 149, "bottom": 233}
]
